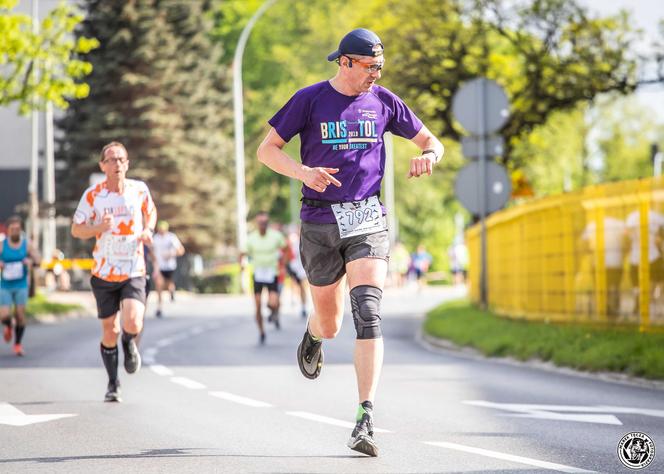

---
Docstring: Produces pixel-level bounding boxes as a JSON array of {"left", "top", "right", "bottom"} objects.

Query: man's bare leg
[
  {"left": 347, "top": 258, "right": 387, "bottom": 404},
  {"left": 254, "top": 291, "right": 265, "bottom": 343}
]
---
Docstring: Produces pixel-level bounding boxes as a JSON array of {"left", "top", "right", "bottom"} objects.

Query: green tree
[
  {"left": 0, "top": 0, "right": 98, "bottom": 114},
  {"left": 212, "top": 0, "right": 382, "bottom": 223},
  {"left": 57, "top": 0, "right": 233, "bottom": 254},
  {"left": 212, "top": 0, "right": 658, "bottom": 266},
  {"left": 366, "top": 0, "right": 644, "bottom": 170},
  {"left": 510, "top": 105, "right": 590, "bottom": 196},
  {"left": 506, "top": 95, "right": 664, "bottom": 199},
  {"left": 591, "top": 95, "right": 663, "bottom": 182}
]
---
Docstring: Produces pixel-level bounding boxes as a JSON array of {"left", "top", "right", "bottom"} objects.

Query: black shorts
[
  {"left": 160, "top": 270, "right": 175, "bottom": 281},
  {"left": 90, "top": 276, "right": 147, "bottom": 319},
  {"left": 253, "top": 276, "right": 279, "bottom": 295},
  {"left": 300, "top": 222, "right": 390, "bottom": 286}
]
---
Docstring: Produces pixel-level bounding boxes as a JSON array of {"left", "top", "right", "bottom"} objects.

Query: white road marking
[
  {"left": 464, "top": 401, "right": 628, "bottom": 425},
  {"left": 156, "top": 339, "right": 173, "bottom": 348},
  {"left": 150, "top": 364, "right": 174, "bottom": 376},
  {"left": 209, "top": 391, "right": 273, "bottom": 408},
  {"left": 505, "top": 412, "right": 621, "bottom": 425},
  {"left": 465, "top": 401, "right": 664, "bottom": 417},
  {"left": 285, "top": 411, "right": 393, "bottom": 433},
  {"left": 425, "top": 441, "right": 595, "bottom": 473},
  {"left": 0, "top": 402, "right": 76, "bottom": 427},
  {"left": 170, "top": 377, "right": 206, "bottom": 390}
]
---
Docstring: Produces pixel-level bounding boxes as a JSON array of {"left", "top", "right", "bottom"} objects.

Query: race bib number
[
  {"left": 331, "top": 196, "right": 386, "bottom": 239},
  {"left": 254, "top": 267, "right": 276, "bottom": 284},
  {"left": 2, "top": 261, "right": 24, "bottom": 280},
  {"left": 103, "top": 235, "right": 138, "bottom": 262}
]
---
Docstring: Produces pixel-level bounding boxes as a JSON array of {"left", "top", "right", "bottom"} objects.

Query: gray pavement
[{"left": 1, "top": 285, "right": 662, "bottom": 473}]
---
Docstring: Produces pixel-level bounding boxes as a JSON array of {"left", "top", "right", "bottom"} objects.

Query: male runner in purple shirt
[{"left": 257, "top": 28, "right": 443, "bottom": 457}]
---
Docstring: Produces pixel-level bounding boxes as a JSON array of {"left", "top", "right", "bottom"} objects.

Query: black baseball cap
[{"left": 327, "top": 28, "right": 384, "bottom": 62}]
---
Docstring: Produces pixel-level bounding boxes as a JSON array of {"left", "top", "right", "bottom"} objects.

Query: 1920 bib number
[{"left": 331, "top": 196, "right": 387, "bottom": 239}]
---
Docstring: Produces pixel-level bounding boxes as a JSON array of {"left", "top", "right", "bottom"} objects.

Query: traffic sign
[
  {"left": 452, "top": 78, "right": 509, "bottom": 135},
  {"left": 454, "top": 161, "right": 511, "bottom": 215}
]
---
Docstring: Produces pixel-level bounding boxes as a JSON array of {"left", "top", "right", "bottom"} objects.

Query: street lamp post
[
  {"left": 233, "top": 0, "right": 278, "bottom": 253},
  {"left": 28, "top": 0, "right": 39, "bottom": 245}
]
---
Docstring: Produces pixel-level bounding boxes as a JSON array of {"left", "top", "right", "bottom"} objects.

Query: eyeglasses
[
  {"left": 343, "top": 56, "right": 384, "bottom": 73},
  {"left": 103, "top": 157, "right": 128, "bottom": 164}
]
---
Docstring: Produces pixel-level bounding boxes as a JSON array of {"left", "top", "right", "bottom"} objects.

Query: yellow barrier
[
  {"left": 466, "top": 177, "right": 664, "bottom": 331},
  {"left": 41, "top": 258, "right": 95, "bottom": 271}
]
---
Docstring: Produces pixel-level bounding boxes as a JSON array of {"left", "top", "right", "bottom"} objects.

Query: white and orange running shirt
[{"left": 73, "top": 179, "right": 156, "bottom": 282}]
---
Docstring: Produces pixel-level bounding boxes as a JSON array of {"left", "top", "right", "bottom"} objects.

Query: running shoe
[
  {"left": 170, "top": 291, "right": 175, "bottom": 302},
  {"left": 3, "top": 324, "right": 11, "bottom": 343},
  {"left": 260, "top": 332, "right": 266, "bottom": 345},
  {"left": 122, "top": 338, "right": 141, "bottom": 374},
  {"left": 156, "top": 309, "right": 163, "bottom": 318},
  {"left": 268, "top": 309, "right": 281, "bottom": 329},
  {"left": 301, "top": 308, "right": 307, "bottom": 319},
  {"left": 104, "top": 380, "right": 122, "bottom": 402},
  {"left": 297, "top": 330, "right": 323, "bottom": 379},
  {"left": 347, "top": 412, "right": 378, "bottom": 457},
  {"left": 13, "top": 343, "right": 23, "bottom": 356}
]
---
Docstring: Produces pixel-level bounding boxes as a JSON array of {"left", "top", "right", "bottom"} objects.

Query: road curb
[{"left": 416, "top": 327, "right": 664, "bottom": 392}]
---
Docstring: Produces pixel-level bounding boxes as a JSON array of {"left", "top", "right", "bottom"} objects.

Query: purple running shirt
[{"left": 268, "top": 81, "right": 423, "bottom": 224}]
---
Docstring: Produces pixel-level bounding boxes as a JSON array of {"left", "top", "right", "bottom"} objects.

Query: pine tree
[{"left": 57, "top": 0, "right": 234, "bottom": 254}]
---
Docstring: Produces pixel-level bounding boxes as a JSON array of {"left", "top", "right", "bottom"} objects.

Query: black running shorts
[
  {"left": 253, "top": 276, "right": 279, "bottom": 295},
  {"left": 90, "top": 275, "right": 147, "bottom": 319},
  {"left": 299, "top": 222, "right": 390, "bottom": 287},
  {"left": 159, "top": 269, "right": 175, "bottom": 281}
]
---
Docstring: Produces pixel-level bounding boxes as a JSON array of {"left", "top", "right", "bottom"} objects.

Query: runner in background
[
  {"left": 241, "top": 212, "right": 288, "bottom": 344},
  {"left": 0, "top": 216, "right": 41, "bottom": 356},
  {"left": 71, "top": 141, "right": 157, "bottom": 402},
  {"left": 152, "top": 221, "right": 185, "bottom": 318}
]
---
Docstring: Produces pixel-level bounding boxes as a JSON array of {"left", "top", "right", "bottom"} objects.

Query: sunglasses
[{"left": 343, "top": 56, "right": 384, "bottom": 73}]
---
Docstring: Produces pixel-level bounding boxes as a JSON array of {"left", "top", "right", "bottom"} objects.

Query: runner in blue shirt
[{"left": 1, "top": 216, "right": 41, "bottom": 356}]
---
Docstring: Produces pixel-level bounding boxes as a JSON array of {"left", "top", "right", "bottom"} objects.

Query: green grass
[
  {"left": 26, "top": 293, "right": 82, "bottom": 317},
  {"left": 424, "top": 299, "right": 664, "bottom": 380}
]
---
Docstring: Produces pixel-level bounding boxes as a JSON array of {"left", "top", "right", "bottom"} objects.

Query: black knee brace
[{"left": 350, "top": 285, "right": 383, "bottom": 339}]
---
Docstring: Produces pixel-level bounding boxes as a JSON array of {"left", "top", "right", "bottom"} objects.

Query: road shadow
[{"left": 0, "top": 447, "right": 366, "bottom": 465}]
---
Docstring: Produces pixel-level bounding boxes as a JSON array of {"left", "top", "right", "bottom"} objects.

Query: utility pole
[
  {"left": 233, "top": 0, "right": 278, "bottom": 253},
  {"left": 28, "top": 0, "right": 40, "bottom": 245}
]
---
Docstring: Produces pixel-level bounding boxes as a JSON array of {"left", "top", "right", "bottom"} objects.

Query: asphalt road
[{"left": 0, "top": 285, "right": 662, "bottom": 473}]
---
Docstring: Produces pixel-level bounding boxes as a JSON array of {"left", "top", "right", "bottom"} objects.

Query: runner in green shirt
[{"left": 242, "top": 212, "right": 287, "bottom": 344}]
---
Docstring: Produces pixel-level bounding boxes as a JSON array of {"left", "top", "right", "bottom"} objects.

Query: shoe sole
[
  {"left": 348, "top": 436, "right": 378, "bottom": 457},
  {"left": 104, "top": 395, "right": 122, "bottom": 403},
  {"left": 297, "top": 339, "right": 323, "bottom": 379}
]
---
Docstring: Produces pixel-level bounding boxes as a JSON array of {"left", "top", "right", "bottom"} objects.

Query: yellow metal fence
[{"left": 466, "top": 177, "right": 664, "bottom": 330}]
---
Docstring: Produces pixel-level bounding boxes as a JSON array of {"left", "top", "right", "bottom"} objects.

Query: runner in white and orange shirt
[{"left": 71, "top": 141, "right": 157, "bottom": 402}]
